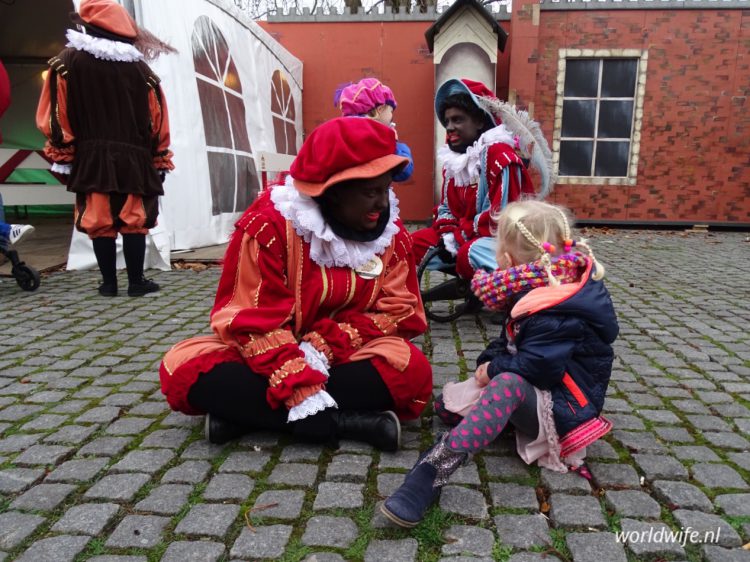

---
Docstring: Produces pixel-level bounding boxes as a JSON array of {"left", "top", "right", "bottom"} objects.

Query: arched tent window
[
  {"left": 192, "top": 15, "right": 259, "bottom": 215},
  {"left": 270, "top": 70, "right": 297, "bottom": 155}
]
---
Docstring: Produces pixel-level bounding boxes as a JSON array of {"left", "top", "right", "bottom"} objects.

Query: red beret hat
[
  {"left": 290, "top": 117, "right": 408, "bottom": 197},
  {"left": 71, "top": 0, "right": 138, "bottom": 41}
]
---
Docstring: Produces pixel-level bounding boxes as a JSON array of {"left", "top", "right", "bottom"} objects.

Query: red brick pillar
[{"left": 507, "top": 0, "right": 540, "bottom": 116}]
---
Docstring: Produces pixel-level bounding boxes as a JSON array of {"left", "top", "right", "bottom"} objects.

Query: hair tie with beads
[
  {"left": 563, "top": 239, "right": 576, "bottom": 253},
  {"left": 542, "top": 242, "right": 556, "bottom": 254}
]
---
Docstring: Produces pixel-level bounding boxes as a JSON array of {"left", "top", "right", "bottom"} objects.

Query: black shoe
[
  {"left": 333, "top": 410, "right": 401, "bottom": 452},
  {"left": 204, "top": 414, "right": 245, "bottom": 445},
  {"left": 98, "top": 282, "right": 118, "bottom": 297},
  {"left": 128, "top": 277, "right": 160, "bottom": 297}
]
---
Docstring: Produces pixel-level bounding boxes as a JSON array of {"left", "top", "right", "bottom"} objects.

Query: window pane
[
  {"left": 595, "top": 141, "right": 630, "bottom": 177},
  {"left": 598, "top": 100, "right": 633, "bottom": 138},
  {"left": 235, "top": 155, "right": 260, "bottom": 211},
  {"left": 559, "top": 140, "right": 593, "bottom": 176},
  {"left": 285, "top": 123, "right": 297, "bottom": 155},
  {"left": 561, "top": 100, "right": 596, "bottom": 138},
  {"left": 601, "top": 59, "right": 637, "bottom": 98},
  {"left": 207, "top": 152, "right": 236, "bottom": 215},
  {"left": 226, "top": 94, "right": 251, "bottom": 152},
  {"left": 197, "top": 80, "right": 230, "bottom": 147},
  {"left": 564, "top": 60, "right": 599, "bottom": 97}
]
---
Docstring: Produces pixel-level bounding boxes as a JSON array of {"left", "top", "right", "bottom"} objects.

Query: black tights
[{"left": 187, "top": 360, "right": 395, "bottom": 442}]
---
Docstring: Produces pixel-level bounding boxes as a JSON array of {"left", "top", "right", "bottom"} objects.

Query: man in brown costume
[{"left": 36, "top": 0, "right": 175, "bottom": 296}]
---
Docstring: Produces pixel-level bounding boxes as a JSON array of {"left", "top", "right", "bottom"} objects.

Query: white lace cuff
[
  {"left": 287, "top": 390, "right": 337, "bottom": 422},
  {"left": 51, "top": 162, "right": 72, "bottom": 174},
  {"left": 299, "top": 341, "right": 330, "bottom": 376},
  {"left": 442, "top": 232, "right": 459, "bottom": 256}
]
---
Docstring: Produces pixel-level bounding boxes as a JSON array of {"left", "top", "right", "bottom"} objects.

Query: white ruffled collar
[
  {"left": 270, "top": 175, "right": 400, "bottom": 269},
  {"left": 66, "top": 29, "right": 143, "bottom": 62},
  {"left": 438, "top": 125, "right": 516, "bottom": 187}
]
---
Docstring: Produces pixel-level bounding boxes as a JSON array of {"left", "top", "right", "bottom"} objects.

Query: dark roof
[{"left": 425, "top": 0, "right": 508, "bottom": 54}]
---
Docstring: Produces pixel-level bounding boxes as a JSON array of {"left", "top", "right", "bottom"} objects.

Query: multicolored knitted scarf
[{"left": 471, "top": 253, "right": 590, "bottom": 311}]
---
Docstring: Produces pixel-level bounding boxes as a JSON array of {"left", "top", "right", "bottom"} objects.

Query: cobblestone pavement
[{"left": 1, "top": 230, "right": 749, "bottom": 562}]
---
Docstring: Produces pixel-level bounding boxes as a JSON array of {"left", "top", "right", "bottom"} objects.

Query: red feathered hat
[
  {"left": 290, "top": 117, "right": 408, "bottom": 197},
  {"left": 71, "top": 0, "right": 138, "bottom": 42},
  {"left": 434, "top": 78, "right": 498, "bottom": 129}
]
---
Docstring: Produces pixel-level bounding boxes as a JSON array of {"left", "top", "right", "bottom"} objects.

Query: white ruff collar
[
  {"left": 66, "top": 29, "right": 143, "bottom": 62},
  {"left": 270, "top": 175, "right": 400, "bottom": 269},
  {"left": 438, "top": 125, "right": 516, "bottom": 186}
]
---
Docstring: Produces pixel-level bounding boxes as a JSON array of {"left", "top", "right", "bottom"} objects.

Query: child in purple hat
[{"left": 335, "top": 78, "right": 413, "bottom": 182}]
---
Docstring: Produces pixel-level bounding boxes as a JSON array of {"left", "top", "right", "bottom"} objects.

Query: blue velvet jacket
[{"left": 477, "top": 263, "right": 619, "bottom": 436}]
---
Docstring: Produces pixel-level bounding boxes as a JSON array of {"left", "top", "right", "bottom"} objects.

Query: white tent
[{"left": 0, "top": 0, "right": 303, "bottom": 270}]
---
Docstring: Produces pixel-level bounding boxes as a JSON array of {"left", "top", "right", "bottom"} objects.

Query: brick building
[{"left": 262, "top": 0, "right": 749, "bottom": 226}]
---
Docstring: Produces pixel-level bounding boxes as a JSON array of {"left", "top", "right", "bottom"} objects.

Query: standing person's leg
[
  {"left": 76, "top": 193, "right": 119, "bottom": 296},
  {"left": 382, "top": 372, "right": 535, "bottom": 527},
  {"left": 119, "top": 194, "right": 160, "bottom": 296}
]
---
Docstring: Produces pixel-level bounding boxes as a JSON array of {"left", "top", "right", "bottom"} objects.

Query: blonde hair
[{"left": 492, "top": 200, "right": 605, "bottom": 283}]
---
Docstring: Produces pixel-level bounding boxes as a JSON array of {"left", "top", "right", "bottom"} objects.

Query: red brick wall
[
  {"left": 260, "top": 21, "right": 436, "bottom": 219},
  {"left": 535, "top": 9, "right": 750, "bottom": 224},
  {"left": 264, "top": 9, "right": 749, "bottom": 224}
]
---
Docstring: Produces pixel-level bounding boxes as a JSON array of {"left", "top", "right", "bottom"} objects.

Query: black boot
[
  {"left": 92, "top": 237, "right": 117, "bottom": 296},
  {"left": 381, "top": 435, "right": 467, "bottom": 527},
  {"left": 123, "top": 233, "right": 159, "bottom": 296},
  {"left": 204, "top": 413, "right": 246, "bottom": 445},
  {"left": 332, "top": 410, "right": 401, "bottom": 452}
]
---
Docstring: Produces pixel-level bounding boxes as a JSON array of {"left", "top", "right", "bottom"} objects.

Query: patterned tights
[{"left": 434, "top": 372, "right": 537, "bottom": 454}]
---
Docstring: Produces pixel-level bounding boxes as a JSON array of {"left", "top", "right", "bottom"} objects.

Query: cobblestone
[
  {"left": 84, "top": 473, "right": 150, "bottom": 501},
  {"left": 313, "top": 481, "right": 364, "bottom": 509},
  {"left": 203, "top": 473, "right": 254, "bottom": 501},
  {"left": 301, "top": 515, "right": 359, "bottom": 548},
  {"left": 134, "top": 484, "right": 193, "bottom": 515},
  {"left": 230, "top": 525, "right": 292, "bottom": 559},
  {"left": 10, "top": 483, "right": 77, "bottom": 511},
  {"left": 160, "top": 541, "right": 225, "bottom": 562},
  {"left": 174, "top": 504, "right": 240, "bottom": 538},
  {"left": 105, "top": 515, "right": 169, "bottom": 549},
  {"left": 52, "top": 503, "right": 121, "bottom": 535},
  {"left": 566, "top": 532, "right": 627, "bottom": 562},
  {"left": 1, "top": 232, "right": 748, "bottom": 559},
  {"left": 14, "top": 535, "right": 90, "bottom": 562},
  {"left": 493, "top": 514, "right": 551, "bottom": 548}
]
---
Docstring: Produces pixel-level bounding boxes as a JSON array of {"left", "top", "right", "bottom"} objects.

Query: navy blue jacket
[{"left": 477, "top": 265, "right": 618, "bottom": 437}]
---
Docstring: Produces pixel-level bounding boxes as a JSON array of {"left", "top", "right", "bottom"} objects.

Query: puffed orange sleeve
[
  {"left": 148, "top": 81, "right": 174, "bottom": 171},
  {"left": 36, "top": 60, "right": 75, "bottom": 166}
]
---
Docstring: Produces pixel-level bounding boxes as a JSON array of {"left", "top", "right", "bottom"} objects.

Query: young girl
[
  {"left": 381, "top": 200, "right": 619, "bottom": 528},
  {"left": 334, "top": 77, "right": 413, "bottom": 182}
]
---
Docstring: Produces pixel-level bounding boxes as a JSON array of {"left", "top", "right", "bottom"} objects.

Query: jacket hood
[{"left": 511, "top": 263, "right": 619, "bottom": 344}]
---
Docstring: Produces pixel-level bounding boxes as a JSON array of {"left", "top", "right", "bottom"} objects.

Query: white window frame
[
  {"left": 552, "top": 49, "right": 648, "bottom": 186},
  {"left": 270, "top": 70, "right": 297, "bottom": 155}
]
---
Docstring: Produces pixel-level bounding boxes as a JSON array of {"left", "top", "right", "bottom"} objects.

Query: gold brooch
[{"left": 355, "top": 256, "right": 383, "bottom": 279}]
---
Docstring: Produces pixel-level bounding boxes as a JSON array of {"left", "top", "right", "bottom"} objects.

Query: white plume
[{"left": 477, "top": 98, "right": 557, "bottom": 200}]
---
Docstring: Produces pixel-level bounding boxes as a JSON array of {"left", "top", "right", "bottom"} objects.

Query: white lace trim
[
  {"left": 538, "top": 389, "right": 568, "bottom": 473},
  {"left": 270, "top": 175, "right": 400, "bottom": 269},
  {"left": 51, "top": 162, "right": 72, "bottom": 175},
  {"left": 287, "top": 390, "right": 338, "bottom": 422},
  {"left": 438, "top": 125, "right": 516, "bottom": 187},
  {"left": 66, "top": 29, "right": 143, "bottom": 62},
  {"left": 299, "top": 341, "right": 330, "bottom": 376}
]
